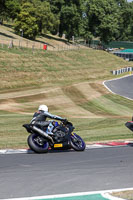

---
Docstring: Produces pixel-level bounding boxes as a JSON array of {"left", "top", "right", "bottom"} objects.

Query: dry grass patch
[
  {"left": 112, "top": 191, "right": 133, "bottom": 200},
  {"left": 0, "top": 48, "right": 132, "bottom": 90},
  {"left": 0, "top": 86, "right": 97, "bottom": 118}
]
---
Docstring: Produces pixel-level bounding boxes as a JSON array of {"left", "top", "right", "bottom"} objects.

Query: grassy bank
[
  {"left": 0, "top": 43, "right": 133, "bottom": 148},
  {"left": 0, "top": 47, "right": 130, "bottom": 90}
]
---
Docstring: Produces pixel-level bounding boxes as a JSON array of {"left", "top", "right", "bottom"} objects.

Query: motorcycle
[
  {"left": 125, "top": 116, "right": 133, "bottom": 132},
  {"left": 23, "top": 120, "right": 86, "bottom": 153}
]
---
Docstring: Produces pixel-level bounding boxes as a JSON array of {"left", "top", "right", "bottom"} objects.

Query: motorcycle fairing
[
  {"left": 23, "top": 124, "right": 32, "bottom": 133},
  {"left": 125, "top": 121, "right": 133, "bottom": 132}
]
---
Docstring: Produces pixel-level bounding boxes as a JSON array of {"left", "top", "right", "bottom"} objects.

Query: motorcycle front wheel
[
  {"left": 28, "top": 133, "right": 49, "bottom": 153},
  {"left": 70, "top": 133, "right": 86, "bottom": 151}
]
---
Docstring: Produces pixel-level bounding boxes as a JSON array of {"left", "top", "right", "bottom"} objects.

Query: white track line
[
  {"left": 2, "top": 187, "right": 133, "bottom": 200},
  {"left": 0, "top": 144, "right": 128, "bottom": 154}
]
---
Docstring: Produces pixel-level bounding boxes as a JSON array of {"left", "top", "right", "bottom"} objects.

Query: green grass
[
  {"left": 81, "top": 95, "right": 133, "bottom": 116},
  {"left": 0, "top": 112, "right": 132, "bottom": 149},
  {"left": 0, "top": 112, "right": 31, "bottom": 148}
]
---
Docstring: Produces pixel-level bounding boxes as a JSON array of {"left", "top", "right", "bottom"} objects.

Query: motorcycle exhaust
[{"left": 32, "top": 126, "right": 54, "bottom": 143}]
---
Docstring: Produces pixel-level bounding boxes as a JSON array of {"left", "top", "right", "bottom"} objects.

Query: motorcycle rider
[{"left": 30, "top": 104, "right": 67, "bottom": 136}]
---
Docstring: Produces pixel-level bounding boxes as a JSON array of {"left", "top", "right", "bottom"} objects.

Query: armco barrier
[{"left": 111, "top": 66, "right": 133, "bottom": 75}]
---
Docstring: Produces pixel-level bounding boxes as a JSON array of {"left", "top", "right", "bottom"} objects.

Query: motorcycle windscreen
[{"left": 125, "top": 121, "right": 133, "bottom": 132}]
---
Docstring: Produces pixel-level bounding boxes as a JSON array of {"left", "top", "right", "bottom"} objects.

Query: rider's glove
[{"left": 62, "top": 118, "right": 68, "bottom": 124}]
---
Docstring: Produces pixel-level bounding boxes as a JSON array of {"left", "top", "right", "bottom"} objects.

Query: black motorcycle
[
  {"left": 23, "top": 120, "right": 86, "bottom": 153},
  {"left": 125, "top": 116, "right": 133, "bottom": 132}
]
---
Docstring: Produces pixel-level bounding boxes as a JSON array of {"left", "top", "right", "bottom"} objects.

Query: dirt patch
[
  {"left": 73, "top": 82, "right": 109, "bottom": 100},
  {"left": 89, "top": 82, "right": 109, "bottom": 95},
  {"left": 0, "top": 99, "right": 24, "bottom": 113},
  {"left": 0, "top": 82, "right": 103, "bottom": 118}
]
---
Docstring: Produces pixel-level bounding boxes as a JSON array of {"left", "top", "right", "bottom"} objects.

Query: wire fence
[{"left": 0, "top": 38, "right": 80, "bottom": 52}]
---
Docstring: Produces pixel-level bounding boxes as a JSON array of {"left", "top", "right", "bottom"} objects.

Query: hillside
[
  {"left": 0, "top": 23, "right": 76, "bottom": 50},
  {"left": 0, "top": 25, "right": 133, "bottom": 148},
  {"left": 0, "top": 47, "right": 132, "bottom": 115}
]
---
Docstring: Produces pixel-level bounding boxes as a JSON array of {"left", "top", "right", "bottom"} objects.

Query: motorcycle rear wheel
[
  {"left": 70, "top": 133, "right": 86, "bottom": 151},
  {"left": 28, "top": 133, "right": 49, "bottom": 153}
]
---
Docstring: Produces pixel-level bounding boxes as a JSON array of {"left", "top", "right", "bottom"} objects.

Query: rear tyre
[
  {"left": 28, "top": 133, "right": 49, "bottom": 153},
  {"left": 70, "top": 133, "right": 86, "bottom": 151}
]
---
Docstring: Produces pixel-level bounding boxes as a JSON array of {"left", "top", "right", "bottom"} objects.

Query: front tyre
[
  {"left": 70, "top": 133, "right": 86, "bottom": 151},
  {"left": 28, "top": 133, "right": 49, "bottom": 153}
]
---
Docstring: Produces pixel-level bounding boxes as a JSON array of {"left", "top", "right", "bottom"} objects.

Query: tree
[
  {"left": 0, "top": 0, "right": 7, "bottom": 23},
  {"left": 85, "top": 0, "right": 120, "bottom": 44},
  {"left": 115, "top": 0, "right": 133, "bottom": 41},
  {"left": 59, "top": 0, "right": 84, "bottom": 41},
  {"left": 47, "top": 0, "right": 65, "bottom": 15},
  {"left": 0, "top": 0, "right": 5, "bottom": 14},
  {"left": 33, "top": 0, "right": 59, "bottom": 34},
  {"left": 5, "top": 0, "right": 21, "bottom": 20},
  {"left": 14, "top": 0, "right": 59, "bottom": 39},
  {"left": 14, "top": 2, "right": 38, "bottom": 39}
]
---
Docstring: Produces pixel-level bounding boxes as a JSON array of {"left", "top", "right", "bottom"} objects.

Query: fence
[
  {"left": 3, "top": 38, "right": 133, "bottom": 52},
  {"left": 0, "top": 38, "right": 80, "bottom": 52},
  {"left": 0, "top": 38, "right": 43, "bottom": 49}
]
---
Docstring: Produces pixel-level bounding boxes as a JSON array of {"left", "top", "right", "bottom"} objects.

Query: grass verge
[{"left": 112, "top": 190, "right": 133, "bottom": 200}]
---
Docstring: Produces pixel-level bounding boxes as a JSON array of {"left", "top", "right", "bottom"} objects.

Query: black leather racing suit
[{"left": 30, "top": 110, "right": 65, "bottom": 130}]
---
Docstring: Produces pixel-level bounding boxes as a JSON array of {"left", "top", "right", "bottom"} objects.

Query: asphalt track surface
[
  {"left": 104, "top": 74, "right": 133, "bottom": 99},
  {"left": 0, "top": 146, "right": 133, "bottom": 199}
]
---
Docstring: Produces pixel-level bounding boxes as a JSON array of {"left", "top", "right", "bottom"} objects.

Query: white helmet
[{"left": 38, "top": 105, "right": 48, "bottom": 112}]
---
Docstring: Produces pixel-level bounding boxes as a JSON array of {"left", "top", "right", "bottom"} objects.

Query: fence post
[
  {"left": 19, "top": 40, "right": 21, "bottom": 48},
  {"left": 8, "top": 40, "right": 13, "bottom": 48},
  {"left": 32, "top": 44, "right": 34, "bottom": 53}
]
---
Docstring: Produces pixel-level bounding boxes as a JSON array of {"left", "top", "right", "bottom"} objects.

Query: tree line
[{"left": 0, "top": 0, "right": 133, "bottom": 44}]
